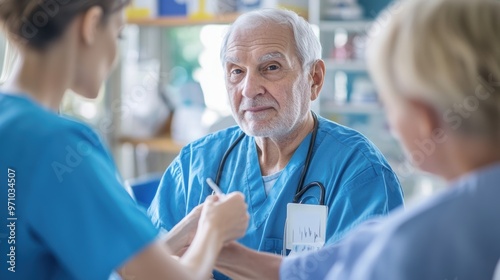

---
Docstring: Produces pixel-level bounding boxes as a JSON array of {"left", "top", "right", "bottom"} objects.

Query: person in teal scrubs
[
  {"left": 148, "top": 8, "right": 404, "bottom": 279},
  {"left": 204, "top": 0, "right": 500, "bottom": 279},
  {"left": 0, "top": 1, "right": 249, "bottom": 279}
]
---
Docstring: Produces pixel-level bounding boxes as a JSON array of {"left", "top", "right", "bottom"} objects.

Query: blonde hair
[{"left": 367, "top": 0, "right": 500, "bottom": 137}]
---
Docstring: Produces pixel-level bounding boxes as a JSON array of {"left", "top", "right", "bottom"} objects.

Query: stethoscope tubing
[{"left": 214, "top": 111, "right": 326, "bottom": 205}]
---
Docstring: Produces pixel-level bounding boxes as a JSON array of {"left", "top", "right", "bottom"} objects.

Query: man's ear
[
  {"left": 309, "top": 59, "right": 325, "bottom": 101},
  {"left": 408, "top": 99, "right": 441, "bottom": 139},
  {"left": 81, "top": 6, "right": 104, "bottom": 46}
]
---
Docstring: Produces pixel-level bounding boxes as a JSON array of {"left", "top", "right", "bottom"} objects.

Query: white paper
[{"left": 285, "top": 203, "right": 327, "bottom": 253}]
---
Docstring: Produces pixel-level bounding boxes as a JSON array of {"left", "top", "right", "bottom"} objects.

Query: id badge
[{"left": 285, "top": 203, "right": 328, "bottom": 254}]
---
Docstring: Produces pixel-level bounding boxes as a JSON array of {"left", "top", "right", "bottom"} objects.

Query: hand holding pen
[
  {"left": 206, "top": 178, "right": 224, "bottom": 196},
  {"left": 198, "top": 178, "right": 249, "bottom": 243}
]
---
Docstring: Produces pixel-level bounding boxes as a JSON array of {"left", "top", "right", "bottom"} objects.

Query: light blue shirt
[
  {"left": 149, "top": 115, "right": 404, "bottom": 279},
  {"left": 281, "top": 162, "right": 500, "bottom": 280},
  {"left": 0, "top": 94, "right": 159, "bottom": 280},
  {"left": 263, "top": 170, "right": 283, "bottom": 195}
]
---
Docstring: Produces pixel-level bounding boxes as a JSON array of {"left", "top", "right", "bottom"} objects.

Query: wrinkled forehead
[
  {"left": 224, "top": 20, "right": 297, "bottom": 62},
  {"left": 229, "top": 18, "right": 293, "bottom": 43}
]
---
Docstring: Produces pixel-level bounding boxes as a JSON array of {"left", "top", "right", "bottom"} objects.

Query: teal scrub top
[
  {"left": 281, "top": 162, "right": 500, "bottom": 280},
  {"left": 148, "top": 115, "right": 404, "bottom": 279},
  {"left": 0, "top": 94, "right": 158, "bottom": 280}
]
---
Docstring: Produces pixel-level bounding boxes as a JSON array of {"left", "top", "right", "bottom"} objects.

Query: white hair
[{"left": 220, "top": 8, "right": 322, "bottom": 72}]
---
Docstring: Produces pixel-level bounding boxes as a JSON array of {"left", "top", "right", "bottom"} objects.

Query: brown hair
[{"left": 0, "top": 0, "right": 130, "bottom": 50}]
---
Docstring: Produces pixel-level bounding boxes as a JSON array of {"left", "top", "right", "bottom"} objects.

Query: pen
[{"left": 206, "top": 178, "right": 224, "bottom": 196}]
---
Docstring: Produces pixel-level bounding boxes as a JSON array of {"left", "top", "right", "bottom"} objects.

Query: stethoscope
[{"left": 213, "top": 111, "right": 326, "bottom": 205}]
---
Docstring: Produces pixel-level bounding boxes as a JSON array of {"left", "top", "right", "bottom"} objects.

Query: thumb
[{"left": 205, "top": 195, "right": 219, "bottom": 204}]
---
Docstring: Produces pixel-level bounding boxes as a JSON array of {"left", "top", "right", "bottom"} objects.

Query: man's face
[{"left": 223, "top": 22, "right": 312, "bottom": 138}]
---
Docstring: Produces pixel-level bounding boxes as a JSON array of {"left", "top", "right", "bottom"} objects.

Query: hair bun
[{"left": 0, "top": 0, "right": 130, "bottom": 50}]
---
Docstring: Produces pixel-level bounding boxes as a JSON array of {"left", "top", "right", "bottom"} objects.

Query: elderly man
[
  {"left": 148, "top": 8, "right": 403, "bottom": 279},
  {"left": 210, "top": 0, "right": 500, "bottom": 279}
]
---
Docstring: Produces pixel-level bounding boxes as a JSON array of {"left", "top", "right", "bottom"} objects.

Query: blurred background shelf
[
  {"left": 320, "top": 103, "right": 382, "bottom": 115},
  {"left": 119, "top": 135, "right": 184, "bottom": 154},
  {"left": 309, "top": 0, "right": 447, "bottom": 203},
  {"left": 2, "top": 0, "right": 442, "bottom": 204},
  {"left": 319, "top": 20, "right": 373, "bottom": 31},
  {"left": 127, "top": 13, "right": 240, "bottom": 26},
  {"left": 324, "top": 59, "right": 367, "bottom": 71}
]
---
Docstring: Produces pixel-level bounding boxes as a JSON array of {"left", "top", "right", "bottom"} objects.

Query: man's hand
[{"left": 215, "top": 242, "right": 282, "bottom": 280}]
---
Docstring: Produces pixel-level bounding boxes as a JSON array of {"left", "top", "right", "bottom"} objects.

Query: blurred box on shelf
[
  {"left": 323, "top": 0, "right": 363, "bottom": 20},
  {"left": 261, "top": 0, "right": 308, "bottom": 18},
  {"left": 158, "top": 0, "right": 187, "bottom": 16},
  {"left": 217, "top": 0, "right": 238, "bottom": 14},
  {"left": 350, "top": 77, "right": 377, "bottom": 104},
  {"left": 126, "top": 0, "right": 157, "bottom": 19},
  {"left": 238, "top": 0, "right": 262, "bottom": 12},
  {"left": 331, "top": 28, "right": 353, "bottom": 60},
  {"left": 188, "top": 0, "right": 238, "bottom": 19},
  {"left": 328, "top": 29, "right": 367, "bottom": 61}
]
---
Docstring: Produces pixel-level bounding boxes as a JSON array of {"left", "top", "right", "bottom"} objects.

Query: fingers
[
  {"left": 186, "top": 203, "right": 203, "bottom": 220},
  {"left": 218, "top": 192, "right": 249, "bottom": 241},
  {"left": 204, "top": 194, "right": 220, "bottom": 203},
  {"left": 198, "top": 191, "right": 249, "bottom": 242}
]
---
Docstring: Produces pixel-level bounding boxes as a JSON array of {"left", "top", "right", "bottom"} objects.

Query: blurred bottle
[
  {"left": 352, "top": 33, "right": 367, "bottom": 60},
  {"left": 216, "top": 0, "right": 237, "bottom": 14},
  {"left": 187, "top": 0, "right": 237, "bottom": 17},
  {"left": 334, "top": 71, "right": 348, "bottom": 104},
  {"left": 323, "top": 0, "right": 363, "bottom": 20},
  {"left": 331, "top": 28, "right": 354, "bottom": 60},
  {"left": 261, "top": 0, "right": 308, "bottom": 17},
  {"left": 238, "top": 0, "right": 261, "bottom": 12},
  {"left": 350, "top": 77, "right": 377, "bottom": 104},
  {"left": 188, "top": 0, "right": 214, "bottom": 19}
]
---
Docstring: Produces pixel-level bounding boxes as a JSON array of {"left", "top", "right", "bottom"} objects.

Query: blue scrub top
[
  {"left": 149, "top": 115, "right": 404, "bottom": 279},
  {"left": 0, "top": 94, "right": 159, "bottom": 280},
  {"left": 281, "top": 163, "right": 500, "bottom": 280}
]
